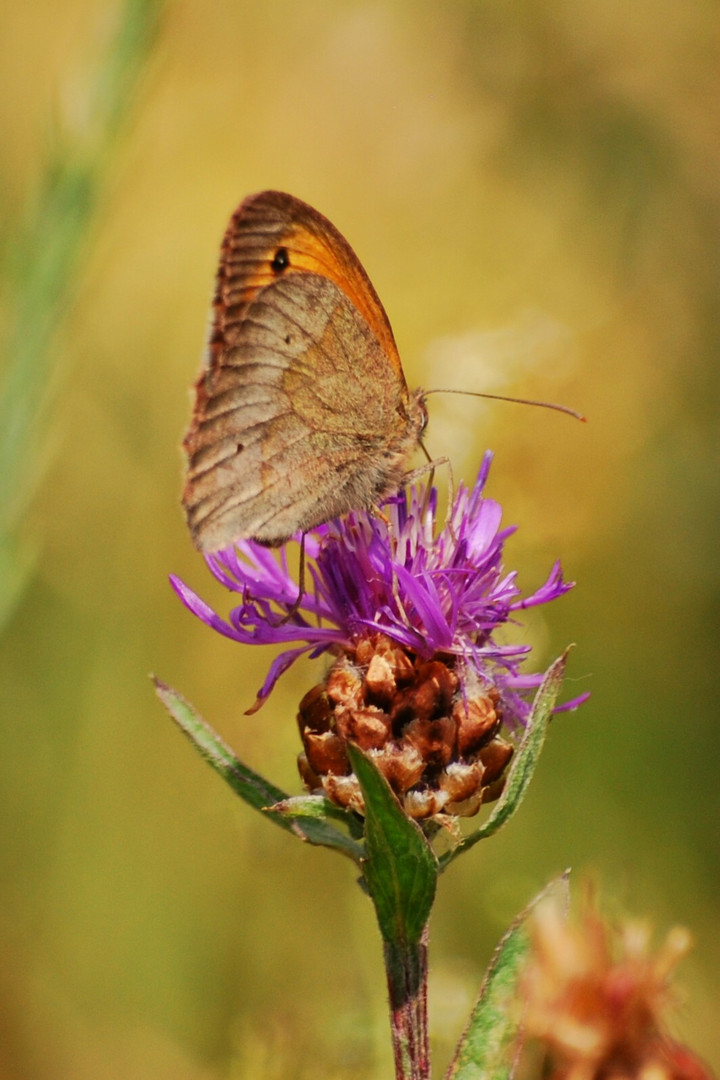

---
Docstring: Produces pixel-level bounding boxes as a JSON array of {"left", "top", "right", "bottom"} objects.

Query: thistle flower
[
  {"left": 171, "top": 453, "right": 586, "bottom": 819},
  {"left": 520, "top": 895, "right": 713, "bottom": 1080}
]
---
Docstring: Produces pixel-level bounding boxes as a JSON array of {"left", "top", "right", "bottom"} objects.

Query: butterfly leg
[
  {"left": 285, "top": 531, "right": 308, "bottom": 621},
  {"left": 403, "top": 451, "right": 459, "bottom": 542},
  {"left": 266, "top": 532, "right": 308, "bottom": 626}
]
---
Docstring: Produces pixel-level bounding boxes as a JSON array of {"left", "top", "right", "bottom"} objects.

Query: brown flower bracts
[{"left": 297, "top": 634, "right": 514, "bottom": 819}]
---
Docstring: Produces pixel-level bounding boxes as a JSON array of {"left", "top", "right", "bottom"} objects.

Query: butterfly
[{"left": 182, "top": 190, "right": 428, "bottom": 552}]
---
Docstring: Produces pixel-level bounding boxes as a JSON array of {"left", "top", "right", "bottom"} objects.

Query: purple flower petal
[{"left": 172, "top": 455, "right": 585, "bottom": 719}]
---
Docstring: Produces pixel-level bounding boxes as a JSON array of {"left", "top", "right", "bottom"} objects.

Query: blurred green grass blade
[
  {"left": 439, "top": 650, "right": 570, "bottom": 871},
  {"left": 0, "top": 0, "right": 167, "bottom": 632},
  {"left": 348, "top": 744, "right": 438, "bottom": 945},
  {"left": 444, "top": 874, "right": 570, "bottom": 1080},
  {"left": 154, "top": 678, "right": 364, "bottom": 861}
]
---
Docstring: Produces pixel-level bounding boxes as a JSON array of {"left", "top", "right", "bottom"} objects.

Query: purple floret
[{"left": 171, "top": 452, "right": 587, "bottom": 717}]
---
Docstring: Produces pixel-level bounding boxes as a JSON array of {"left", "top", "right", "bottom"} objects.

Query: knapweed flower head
[
  {"left": 520, "top": 894, "right": 712, "bottom": 1080},
  {"left": 171, "top": 453, "right": 585, "bottom": 819}
]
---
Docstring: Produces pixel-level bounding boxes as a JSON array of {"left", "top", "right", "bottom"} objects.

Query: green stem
[{"left": 384, "top": 927, "right": 430, "bottom": 1080}]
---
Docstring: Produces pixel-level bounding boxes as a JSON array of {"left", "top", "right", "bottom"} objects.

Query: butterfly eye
[{"left": 271, "top": 247, "right": 290, "bottom": 274}]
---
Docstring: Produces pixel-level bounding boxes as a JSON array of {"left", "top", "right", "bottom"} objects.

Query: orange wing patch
[{"left": 207, "top": 191, "right": 403, "bottom": 381}]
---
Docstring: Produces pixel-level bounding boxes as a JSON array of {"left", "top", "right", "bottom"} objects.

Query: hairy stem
[{"left": 384, "top": 927, "right": 430, "bottom": 1080}]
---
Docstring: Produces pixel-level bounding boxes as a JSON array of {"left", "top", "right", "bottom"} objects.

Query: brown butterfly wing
[
  {"left": 183, "top": 193, "right": 425, "bottom": 550},
  {"left": 205, "top": 190, "right": 403, "bottom": 378}
]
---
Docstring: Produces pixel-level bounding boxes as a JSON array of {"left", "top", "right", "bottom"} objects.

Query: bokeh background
[{"left": 1, "top": 2, "right": 718, "bottom": 1077}]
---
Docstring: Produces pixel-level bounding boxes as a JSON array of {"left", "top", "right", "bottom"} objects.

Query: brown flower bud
[
  {"left": 368, "top": 744, "right": 425, "bottom": 794},
  {"left": 453, "top": 692, "right": 498, "bottom": 755},
  {"left": 297, "top": 684, "right": 334, "bottom": 734},
  {"left": 364, "top": 651, "right": 397, "bottom": 704},
  {"left": 403, "top": 787, "right": 449, "bottom": 818},
  {"left": 403, "top": 715, "right": 456, "bottom": 769},
  {"left": 322, "top": 773, "right": 364, "bottom": 814},
  {"left": 326, "top": 658, "right": 364, "bottom": 709},
  {"left": 303, "top": 731, "right": 350, "bottom": 777},
  {"left": 446, "top": 790, "right": 484, "bottom": 817},
  {"left": 296, "top": 634, "right": 516, "bottom": 820},
  {"left": 439, "top": 761, "right": 484, "bottom": 803},
  {"left": 520, "top": 896, "right": 711, "bottom": 1080},
  {"left": 297, "top": 752, "right": 321, "bottom": 791},
  {"left": 391, "top": 660, "right": 457, "bottom": 727},
  {"left": 477, "top": 737, "right": 514, "bottom": 785},
  {"left": 334, "top": 705, "right": 391, "bottom": 750}
]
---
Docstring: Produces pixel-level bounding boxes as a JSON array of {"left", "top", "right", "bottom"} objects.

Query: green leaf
[
  {"left": 444, "top": 874, "right": 570, "bottom": 1080},
  {"left": 153, "top": 677, "right": 364, "bottom": 862},
  {"left": 348, "top": 744, "right": 438, "bottom": 945},
  {"left": 439, "top": 649, "right": 570, "bottom": 871},
  {"left": 270, "top": 793, "right": 340, "bottom": 818},
  {"left": 270, "top": 794, "right": 365, "bottom": 839}
]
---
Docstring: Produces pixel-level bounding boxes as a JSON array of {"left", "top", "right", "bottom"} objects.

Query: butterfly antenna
[{"left": 423, "top": 387, "right": 586, "bottom": 422}]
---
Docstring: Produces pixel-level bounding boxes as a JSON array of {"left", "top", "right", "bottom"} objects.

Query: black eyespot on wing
[
  {"left": 271, "top": 247, "right": 289, "bottom": 274},
  {"left": 284, "top": 333, "right": 292, "bottom": 345},
  {"left": 235, "top": 442, "right": 244, "bottom": 454}
]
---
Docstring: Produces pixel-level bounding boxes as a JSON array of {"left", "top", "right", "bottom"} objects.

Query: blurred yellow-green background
[{"left": 1, "top": 2, "right": 718, "bottom": 1077}]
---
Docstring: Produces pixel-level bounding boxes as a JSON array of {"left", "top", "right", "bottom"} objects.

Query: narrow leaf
[
  {"left": 348, "top": 744, "right": 438, "bottom": 945},
  {"left": 270, "top": 794, "right": 365, "bottom": 838},
  {"left": 270, "top": 794, "right": 339, "bottom": 818},
  {"left": 439, "top": 650, "right": 570, "bottom": 870},
  {"left": 445, "top": 874, "right": 571, "bottom": 1080},
  {"left": 154, "top": 677, "right": 363, "bottom": 861}
]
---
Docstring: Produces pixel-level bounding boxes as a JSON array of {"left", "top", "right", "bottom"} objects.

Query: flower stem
[{"left": 384, "top": 927, "right": 430, "bottom": 1080}]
